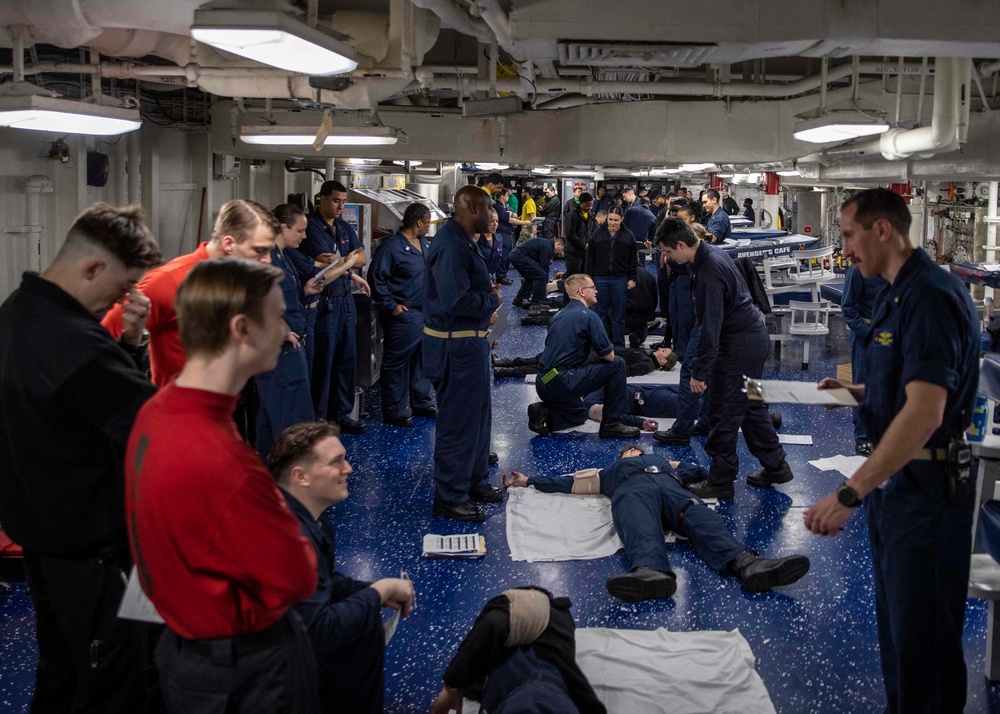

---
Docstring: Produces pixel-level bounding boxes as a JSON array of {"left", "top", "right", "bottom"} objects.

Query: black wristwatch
[{"left": 836, "top": 481, "right": 861, "bottom": 508}]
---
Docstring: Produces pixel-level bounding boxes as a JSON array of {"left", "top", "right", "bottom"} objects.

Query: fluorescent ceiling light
[
  {"left": 793, "top": 112, "right": 889, "bottom": 144},
  {"left": 476, "top": 162, "right": 509, "bottom": 170},
  {"left": 777, "top": 169, "right": 800, "bottom": 177},
  {"left": 191, "top": 9, "right": 358, "bottom": 76},
  {"left": 679, "top": 163, "right": 716, "bottom": 172},
  {"left": 241, "top": 125, "right": 400, "bottom": 146},
  {"left": 531, "top": 167, "right": 552, "bottom": 174},
  {"left": 716, "top": 173, "right": 734, "bottom": 178},
  {"left": 0, "top": 92, "right": 141, "bottom": 135},
  {"left": 392, "top": 160, "right": 422, "bottom": 167},
  {"left": 561, "top": 170, "right": 595, "bottom": 177}
]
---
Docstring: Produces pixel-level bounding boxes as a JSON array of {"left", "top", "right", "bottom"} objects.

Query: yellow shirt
[{"left": 520, "top": 198, "right": 537, "bottom": 221}]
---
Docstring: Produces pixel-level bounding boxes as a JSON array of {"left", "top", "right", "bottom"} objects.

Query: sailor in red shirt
[
  {"left": 103, "top": 199, "right": 278, "bottom": 386},
  {"left": 126, "top": 259, "right": 320, "bottom": 713}
]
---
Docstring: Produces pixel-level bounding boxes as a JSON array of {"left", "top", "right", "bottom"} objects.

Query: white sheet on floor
[
  {"left": 554, "top": 417, "right": 674, "bottom": 435},
  {"left": 505, "top": 485, "right": 717, "bottom": 561},
  {"left": 576, "top": 627, "right": 777, "bottom": 714},
  {"left": 460, "top": 628, "right": 776, "bottom": 714},
  {"left": 778, "top": 434, "right": 813, "bottom": 445},
  {"left": 808, "top": 454, "right": 867, "bottom": 478},
  {"left": 506, "top": 486, "right": 623, "bottom": 562},
  {"left": 525, "top": 369, "right": 680, "bottom": 385}
]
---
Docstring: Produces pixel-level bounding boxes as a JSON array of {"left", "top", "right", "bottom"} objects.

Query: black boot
[
  {"left": 598, "top": 420, "right": 641, "bottom": 439},
  {"left": 729, "top": 550, "right": 811, "bottom": 593},
  {"left": 606, "top": 567, "right": 677, "bottom": 601},
  {"left": 746, "top": 461, "right": 794, "bottom": 489},
  {"left": 527, "top": 402, "right": 552, "bottom": 436},
  {"left": 493, "top": 367, "right": 519, "bottom": 380}
]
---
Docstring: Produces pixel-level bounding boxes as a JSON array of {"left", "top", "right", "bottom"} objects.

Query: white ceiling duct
[
  {"left": 879, "top": 58, "right": 969, "bottom": 161},
  {"left": 0, "top": 0, "right": 206, "bottom": 48},
  {"left": 408, "top": 0, "right": 492, "bottom": 43},
  {"left": 326, "top": 11, "right": 391, "bottom": 65}
]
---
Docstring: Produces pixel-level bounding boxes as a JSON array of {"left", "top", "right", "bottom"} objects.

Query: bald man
[{"left": 423, "top": 186, "right": 505, "bottom": 521}]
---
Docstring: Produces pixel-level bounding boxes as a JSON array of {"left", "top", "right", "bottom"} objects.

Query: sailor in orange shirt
[{"left": 102, "top": 199, "right": 278, "bottom": 386}]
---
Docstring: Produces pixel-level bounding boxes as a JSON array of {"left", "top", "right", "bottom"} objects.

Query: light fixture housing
[
  {"left": 476, "top": 162, "right": 509, "bottom": 171},
  {"left": 679, "top": 163, "right": 716, "bottom": 172},
  {"left": 191, "top": 9, "right": 358, "bottom": 76},
  {"left": 240, "top": 125, "right": 401, "bottom": 146},
  {"left": 0, "top": 90, "right": 141, "bottom": 135},
  {"left": 793, "top": 112, "right": 889, "bottom": 144},
  {"left": 777, "top": 169, "right": 801, "bottom": 177},
  {"left": 531, "top": 167, "right": 552, "bottom": 174}
]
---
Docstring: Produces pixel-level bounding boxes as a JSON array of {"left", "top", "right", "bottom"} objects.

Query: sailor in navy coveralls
[
  {"left": 423, "top": 186, "right": 505, "bottom": 522},
  {"left": 806, "top": 189, "right": 979, "bottom": 714}
]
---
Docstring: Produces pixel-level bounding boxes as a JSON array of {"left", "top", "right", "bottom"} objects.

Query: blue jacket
[
  {"left": 861, "top": 249, "right": 979, "bottom": 447},
  {"left": 281, "top": 489, "right": 382, "bottom": 662},
  {"left": 528, "top": 454, "right": 707, "bottom": 499},
  {"left": 704, "top": 208, "right": 732, "bottom": 243},
  {"left": 841, "top": 264, "right": 887, "bottom": 341},
  {"left": 493, "top": 197, "right": 516, "bottom": 240},
  {"left": 539, "top": 299, "right": 613, "bottom": 372},
  {"left": 623, "top": 205, "right": 657, "bottom": 244},
  {"left": 510, "top": 237, "right": 556, "bottom": 274},
  {"left": 271, "top": 246, "right": 308, "bottom": 337},
  {"left": 690, "top": 241, "right": 762, "bottom": 381},
  {"left": 424, "top": 218, "right": 500, "bottom": 333},
  {"left": 368, "top": 231, "right": 430, "bottom": 313},
  {"left": 299, "top": 211, "right": 363, "bottom": 297},
  {"left": 477, "top": 234, "right": 503, "bottom": 276}
]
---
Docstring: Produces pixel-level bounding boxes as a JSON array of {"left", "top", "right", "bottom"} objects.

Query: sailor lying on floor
[
  {"left": 431, "top": 587, "right": 606, "bottom": 714},
  {"left": 583, "top": 384, "right": 678, "bottom": 431},
  {"left": 494, "top": 345, "right": 677, "bottom": 380},
  {"left": 502, "top": 446, "right": 810, "bottom": 602}
]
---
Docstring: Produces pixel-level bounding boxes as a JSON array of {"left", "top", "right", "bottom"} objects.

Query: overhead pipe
[
  {"left": 474, "top": 0, "right": 525, "bottom": 62},
  {"left": 429, "top": 61, "right": 926, "bottom": 101},
  {"left": 879, "top": 58, "right": 966, "bottom": 160},
  {"left": 0, "top": 0, "right": 205, "bottom": 47},
  {"left": 408, "top": 0, "right": 492, "bottom": 43}
]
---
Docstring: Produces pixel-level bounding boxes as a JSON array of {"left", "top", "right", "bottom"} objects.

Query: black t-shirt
[{"left": 0, "top": 273, "right": 156, "bottom": 555}]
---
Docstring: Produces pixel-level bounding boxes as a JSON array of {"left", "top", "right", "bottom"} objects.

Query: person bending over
[
  {"left": 270, "top": 421, "right": 415, "bottom": 713},
  {"left": 504, "top": 447, "right": 810, "bottom": 601},
  {"left": 509, "top": 235, "right": 566, "bottom": 308},
  {"left": 431, "top": 587, "right": 605, "bottom": 714},
  {"left": 527, "top": 274, "right": 640, "bottom": 439}
]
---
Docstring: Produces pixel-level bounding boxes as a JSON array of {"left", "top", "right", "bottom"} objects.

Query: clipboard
[
  {"left": 487, "top": 304, "right": 509, "bottom": 347},
  {"left": 314, "top": 255, "right": 342, "bottom": 281},
  {"left": 742, "top": 377, "right": 858, "bottom": 406}
]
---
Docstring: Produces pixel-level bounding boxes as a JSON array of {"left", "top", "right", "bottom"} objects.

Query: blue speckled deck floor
[{"left": 4, "top": 264, "right": 1000, "bottom": 713}]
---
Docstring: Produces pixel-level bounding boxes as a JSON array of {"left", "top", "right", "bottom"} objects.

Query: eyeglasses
[{"left": 579, "top": 284, "right": 597, "bottom": 292}]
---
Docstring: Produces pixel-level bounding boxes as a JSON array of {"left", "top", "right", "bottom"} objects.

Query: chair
[
  {"left": 789, "top": 246, "right": 838, "bottom": 286},
  {"left": 782, "top": 300, "right": 831, "bottom": 369}
]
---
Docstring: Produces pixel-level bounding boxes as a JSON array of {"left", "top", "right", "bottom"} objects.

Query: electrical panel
[{"left": 213, "top": 154, "right": 241, "bottom": 180}]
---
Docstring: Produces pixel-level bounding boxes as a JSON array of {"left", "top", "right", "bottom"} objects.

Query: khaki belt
[
  {"left": 423, "top": 326, "right": 489, "bottom": 339},
  {"left": 912, "top": 447, "right": 948, "bottom": 461}
]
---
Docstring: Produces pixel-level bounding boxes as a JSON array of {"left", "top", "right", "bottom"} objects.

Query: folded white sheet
[
  {"left": 506, "top": 486, "right": 622, "bottom": 562},
  {"left": 554, "top": 417, "right": 675, "bottom": 435},
  {"left": 576, "top": 627, "right": 777, "bottom": 714},
  {"left": 525, "top": 369, "right": 680, "bottom": 386},
  {"left": 461, "top": 627, "right": 776, "bottom": 714}
]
